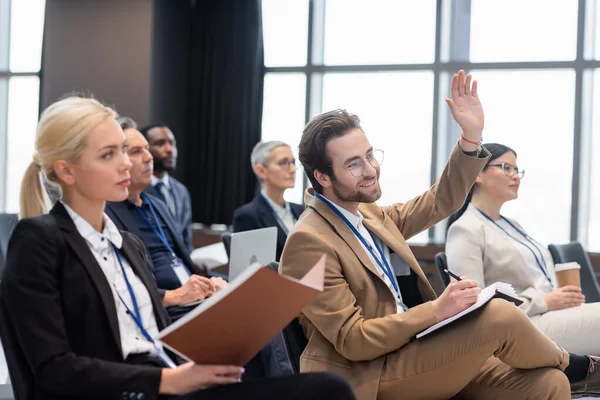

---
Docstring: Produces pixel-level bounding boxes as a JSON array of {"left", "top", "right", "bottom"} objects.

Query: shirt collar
[
  {"left": 261, "top": 189, "right": 291, "bottom": 215},
  {"left": 61, "top": 201, "right": 123, "bottom": 250},
  {"left": 317, "top": 194, "right": 363, "bottom": 230},
  {"left": 151, "top": 173, "right": 170, "bottom": 189}
]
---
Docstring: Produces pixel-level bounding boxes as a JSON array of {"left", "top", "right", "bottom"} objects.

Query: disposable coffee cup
[{"left": 554, "top": 262, "right": 581, "bottom": 288}]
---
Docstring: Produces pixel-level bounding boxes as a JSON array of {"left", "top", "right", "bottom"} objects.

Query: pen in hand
[{"left": 444, "top": 269, "right": 462, "bottom": 281}]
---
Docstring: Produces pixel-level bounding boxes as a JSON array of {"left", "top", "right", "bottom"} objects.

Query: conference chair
[
  {"left": 434, "top": 252, "right": 451, "bottom": 288},
  {"left": 548, "top": 242, "right": 600, "bottom": 304}
]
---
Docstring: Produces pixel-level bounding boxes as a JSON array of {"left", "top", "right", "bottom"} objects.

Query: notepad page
[{"left": 416, "top": 282, "right": 517, "bottom": 339}]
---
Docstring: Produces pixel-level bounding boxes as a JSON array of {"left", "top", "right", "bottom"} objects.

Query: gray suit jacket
[
  {"left": 446, "top": 204, "right": 557, "bottom": 316},
  {"left": 144, "top": 176, "right": 193, "bottom": 254}
]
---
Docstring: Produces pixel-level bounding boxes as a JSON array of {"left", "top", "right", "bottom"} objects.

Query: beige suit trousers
[{"left": 378, "top": 299, "right": 571, "bottom": 400}]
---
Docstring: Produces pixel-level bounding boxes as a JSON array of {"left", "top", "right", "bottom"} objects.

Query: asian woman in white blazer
[{"left": 446, "top": 143, "right": 600, "bottom": 355}]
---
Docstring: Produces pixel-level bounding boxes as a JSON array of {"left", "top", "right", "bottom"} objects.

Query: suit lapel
[
  {"left": 119, "top": 234, "right": 170, "bottom": 330},
  {"left": 361, "top": 213, "right": 437, "bottom": 301},
  {"left": 146, "top": 195, "right": 201, "bottom": 275},
  {"left": 170, "top": 180, "right": 182, "bottom": 221},
  {"left": 256, "top": 195, "right": 288, "bottom": 248},
  {"left": 305, "top": 192, "right": 384, "bottom": 281},
  {"left": 51, "top": 203, "right": 123, "bottom": 354},
  {"left": 107, "top": 201, "right": 144, "bottom": 240}
]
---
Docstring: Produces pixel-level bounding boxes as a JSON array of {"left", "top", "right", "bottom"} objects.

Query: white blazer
[{"left": 446, "top": 204, "right": 557, "bottom": 316}]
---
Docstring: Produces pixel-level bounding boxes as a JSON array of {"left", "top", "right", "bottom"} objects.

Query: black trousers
[
  {"left": 165, "top": 372, "right": 357, "bottom": 400},
  {"left": 128, "top": 353, "right": 356, "bottom": 400}
]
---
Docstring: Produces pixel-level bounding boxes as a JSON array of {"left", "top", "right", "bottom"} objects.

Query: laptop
[{"left": 228, "top": 227, "right": 278, "bottom": 281}]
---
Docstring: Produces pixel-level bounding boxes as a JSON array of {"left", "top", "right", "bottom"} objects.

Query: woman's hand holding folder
[{"left": 159, "top": 363, "right": 244, "bottom": 395}]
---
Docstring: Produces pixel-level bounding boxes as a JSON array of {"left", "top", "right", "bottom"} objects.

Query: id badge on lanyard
[{"left": 172, "top": 258, "right": 191, "bottom": 285}]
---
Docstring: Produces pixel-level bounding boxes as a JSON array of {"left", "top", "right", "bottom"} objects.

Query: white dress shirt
[
  {"left": 495, "top": 218, "right": 557, "bottom": 293},
  {"left": 318, "top": 196, "right": 407, "bottom": 313},
  {"left": 151, "top": 173, "right": 176, "bottom": 216},
  {"left": 261, "top": 189, "right": 296, "bottom": 233},
  {"left": 61, "top": 202, "right": 161, "bottom": 359}
]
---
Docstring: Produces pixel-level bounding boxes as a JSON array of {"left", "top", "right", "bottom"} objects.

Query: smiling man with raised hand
[{"left": 280, "top": 70, "right": 600, "bottom": 400}]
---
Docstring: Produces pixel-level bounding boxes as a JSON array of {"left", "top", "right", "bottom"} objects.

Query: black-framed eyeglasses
[
  {"left": 489, "top": 163, "right": 525, "bottom": 179},
  {"left": 333, "top": 149, "right": 384, "bottom": 177}
]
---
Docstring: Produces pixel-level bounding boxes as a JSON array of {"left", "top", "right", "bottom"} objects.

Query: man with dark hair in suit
[
  {"left": 139, "top": 123, "right": 193, "bottom": 254},
  {"left": 232, "top": 141, "right": 304, "bottom": 261}
]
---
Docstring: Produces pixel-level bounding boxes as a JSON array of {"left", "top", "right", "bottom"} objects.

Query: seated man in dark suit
[
  {"left": 233, "top": 141, "right": 304, "bottom": 261},
  {"left": 108, "top": 118, "right": 293, "bottom": 379},
  {"left": 140, "top": 123, "right": 194, "bottom": 254},
  {"left": 106, "top": 118, "right": 225, "bottom": 319}
]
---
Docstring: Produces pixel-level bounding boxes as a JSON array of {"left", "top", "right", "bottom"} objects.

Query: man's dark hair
[
  {"left": 139, "top": 123, "right": 169, "bottom": 139},
  {"left": 298, "top": 109, "right": 362, "bottom": 193}
]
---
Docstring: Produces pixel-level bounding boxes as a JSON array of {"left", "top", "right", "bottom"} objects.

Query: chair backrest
[
  {"left": 434, "top": 252, "right": 450, "bottom": 288},
  {"left": 0, "top": 290, "right": 35, "bottom": 400},
  {"left": 0, "top": 214, "right": 18, "bottom": 276},
  {"left": 281, "top": 318, "right": 307, "bottom": 374},
  {"left": 548, "top": 242, "right": 600, "bottom": 303},
  {"left": 220, "top": 232, "right": 232, "bottom": 259}
]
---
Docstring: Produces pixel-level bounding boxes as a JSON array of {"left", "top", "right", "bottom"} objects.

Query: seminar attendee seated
[
  {"left": 106, "top": 118, "right": 224, "bottom": 320},
  {"left": 107, "top": 118, "right": 293, "bottom": 379},
  {"left": 280, "top": 71, "right": 600, "bottom": 400},
  {"left": 233, "top": 141, "right": 304, "bottom": 261},
  {"left": 446, "top": 142, "right": 600, "bottom": 355},
  {"left": 1, "top": 96, "right": 357, "bottom": 400},
  {"left": 140, "top": 123, "right": 194, "bottom": 254}
]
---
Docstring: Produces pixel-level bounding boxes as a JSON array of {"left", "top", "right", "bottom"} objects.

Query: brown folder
[{"left": 157, "top": 255, "right": 325, "bottom": 366}]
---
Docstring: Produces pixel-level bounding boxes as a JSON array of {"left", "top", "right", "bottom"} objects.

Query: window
[
  {"left": 324, "top": 0, "right": 436, "bottom": 65},
  {"left": 5, "top": 77, "right": 41, "bottom": 212},
  {"left": 473, "top": 70, "right": 575, "bottom": 245},
  {"left": 262, "top": 0, "right": 309, "bottom": 67},
  {"left": 262, "top": 0, "right": 596, "bottom": 248},
  {"left": 470, "top": 0, "right": 578, "bottom": 62},
  {"left": 261, "top": 73, "right": 307, "bottom": 204},
  {"left": 0, "top": 0, "right": 46, "bottom": 213}
]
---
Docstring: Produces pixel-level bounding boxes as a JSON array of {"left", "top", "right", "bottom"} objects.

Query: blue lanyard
[
  {"left": 475, "top": 208, "right": 552, "bottom": 286},
  {"left": 136, "top": 194, "right": 177, "bottom": 262},
  {"left": 260, "top": 193, "right": 297, "bottom": 235},
  {"left": 315, "top": 193, "right": 406, "bottom": 308},
  {"left": 111, "top": 244, "right": 177, "bottom": 368}
]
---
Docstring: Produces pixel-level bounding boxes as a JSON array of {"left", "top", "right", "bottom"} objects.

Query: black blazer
[
  {"left": 232, "top": 194, "right": 304, "bottom": 261},
  {"left": 0, "top": 202, "right": 170, "bottom": 400},
  {"left": 105, "top": 196, "right": 203, "bottom": 296},
  {"left": 144, "top": 177, "right": 193, "bottom": 254}
]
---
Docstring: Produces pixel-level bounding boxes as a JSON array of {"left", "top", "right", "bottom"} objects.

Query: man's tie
[{"left": 154, "top": 182, "right": 176, "bottom": 217}]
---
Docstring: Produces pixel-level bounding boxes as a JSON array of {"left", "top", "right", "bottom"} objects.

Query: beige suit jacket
[
  {"left": 280, "top": 145, "right": 489, "bottom": 400},
  {"left": 446, "top": 204, "right": 557, "bottom": 317}
]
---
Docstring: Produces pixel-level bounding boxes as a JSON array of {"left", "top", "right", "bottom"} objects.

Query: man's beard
[
  {"left": 153, "top": 157, "right": 174, "bottom": 173},
  {"left": 331, "top": 173, "right": 382, "bottom": 204}
]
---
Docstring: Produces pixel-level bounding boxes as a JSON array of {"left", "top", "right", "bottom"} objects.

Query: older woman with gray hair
[{"left": 232, "top": 140, "right": 304, "bottom": 261}]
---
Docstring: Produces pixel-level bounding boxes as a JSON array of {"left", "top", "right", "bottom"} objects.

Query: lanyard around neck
[
  {"left": 136, "top": 194, "right": 177, "bottom": 261},
  {"left": 260, "top": 193, "right": 297, "bottom": 235},
  {"left": 315, "top": 192, "right": 406, "bottom": 308},
  {"left": 111, "top": 244, "right": 177, "bottom": 368},
  {"left": 475, "top": 207, "right": 552, "bottom": 285},
  {"left": 111, "top": 244, "right": 155, "bottom": 345}
]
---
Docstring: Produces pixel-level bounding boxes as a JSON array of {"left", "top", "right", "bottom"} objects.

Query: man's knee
[
  {"left": 532, "top": 368, "right": 570, "bottom": 400},
  {"left": 480, "top": 298, "right": 529, "bottom": 330}
]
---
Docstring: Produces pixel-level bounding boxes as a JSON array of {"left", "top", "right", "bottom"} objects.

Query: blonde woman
[{"left": 0, "top": 97, "right": 356, "bottom": 400}]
